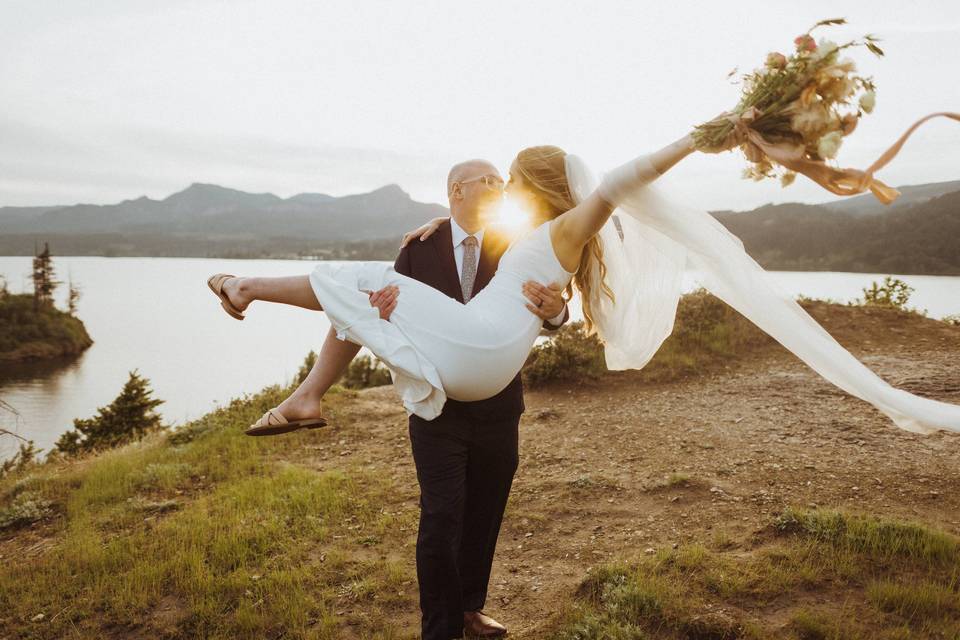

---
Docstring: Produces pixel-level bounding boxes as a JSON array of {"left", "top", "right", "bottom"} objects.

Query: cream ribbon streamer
[{"left": 723, "top": 109, "right": 960, "bottom": 204}]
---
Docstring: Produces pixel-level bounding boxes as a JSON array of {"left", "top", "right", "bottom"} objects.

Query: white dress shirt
[
  {"left": 449, "top": 215, "right": 484, "bottom": 281},
  {"left": 449, "top": 217, "right": 566, "bottom": 325}
]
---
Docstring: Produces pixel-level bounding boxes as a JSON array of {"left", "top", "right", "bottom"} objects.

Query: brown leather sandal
[
  {"left": 245, "top": 407, "right": 328, "bottom": 436},
  {"left": 207, "top": 273, "right": 245, "bottom": 320}
]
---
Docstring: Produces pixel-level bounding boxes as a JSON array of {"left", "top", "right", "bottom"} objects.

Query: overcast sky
[{"left": 1, "top": 0, "right": 958, "bottom": 211}]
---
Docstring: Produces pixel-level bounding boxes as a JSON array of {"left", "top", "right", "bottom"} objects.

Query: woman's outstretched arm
[{"left": 552, "top": 133, "right": 697, "bottom": 267}]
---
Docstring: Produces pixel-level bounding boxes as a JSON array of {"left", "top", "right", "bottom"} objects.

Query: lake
[{"left": 2, "top": 255, "right": 959, "bottom": 462}]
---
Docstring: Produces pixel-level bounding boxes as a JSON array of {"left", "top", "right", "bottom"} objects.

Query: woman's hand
[
  {"left": 400, "top": 216, "right": 449, "bottom": 248},
  {"left": 696, "top": 110, "right": 746, "bottom": 154}
]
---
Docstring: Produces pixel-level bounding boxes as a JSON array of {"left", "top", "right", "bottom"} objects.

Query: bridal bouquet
[{"left": 691, "top": 18, "right": 959, "bottom": 204}]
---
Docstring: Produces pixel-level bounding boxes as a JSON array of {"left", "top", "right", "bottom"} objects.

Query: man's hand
[
  {"left": 367, "top": 285, "right": 398, "bottom": 320},
  {"left": 400, "top": 216, "right": 449, "bottom": 249},
  {"left": 522, "top": 280, "right": 565, "bottom": 321}
]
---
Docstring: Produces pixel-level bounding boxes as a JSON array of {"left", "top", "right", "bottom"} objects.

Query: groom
[{"left": 383, "top": 159, "right": 568, "bottom": 639}]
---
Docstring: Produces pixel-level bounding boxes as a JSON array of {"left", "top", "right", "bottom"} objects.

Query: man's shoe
[{"left": 463, "top": 610, "right": 507, "bottom": 638}]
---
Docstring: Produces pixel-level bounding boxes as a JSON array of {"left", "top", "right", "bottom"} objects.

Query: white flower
[
  {"left": 812, "top": 38, "right": 839, "bottom": 61},
  {"left": 817, "top": 130, "right": 843, "bottom": 159},
  {"left": 791, "top": 103, "right": 832, "bottom": 137},
  {"left": 859, "top": 90, "right": 876, "bottom": 113},
  {"left": 837, "top": 56, "right": 857, "bottom": 73}
]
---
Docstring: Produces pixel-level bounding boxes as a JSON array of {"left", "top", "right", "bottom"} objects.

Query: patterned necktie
[{"left": 460, "top": 235, "right": 479, "bottom": 302}]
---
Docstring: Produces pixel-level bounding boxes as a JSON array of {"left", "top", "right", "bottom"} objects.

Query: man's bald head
[
  {"left": 445, "top": 158, "right": 502, "bottom": 233},
  {"left": 447, "top": 159, "right": 499, "bottom": 197}
]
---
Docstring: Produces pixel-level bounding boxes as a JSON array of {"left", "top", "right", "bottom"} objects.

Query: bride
[{"left": 207, "top": 129, "right": 960, "bottom": 437}]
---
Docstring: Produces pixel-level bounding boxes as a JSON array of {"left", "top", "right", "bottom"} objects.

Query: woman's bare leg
[
  {"left": 220, "top": 275, "right": 322, "bottom": 313},
  {"left": 274, "top": 326, "right": 362, "bottom": 420}
]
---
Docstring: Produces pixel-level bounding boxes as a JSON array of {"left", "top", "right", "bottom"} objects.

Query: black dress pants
[{"left": 408, "top": 405, "right": 520, "bottom": 640}]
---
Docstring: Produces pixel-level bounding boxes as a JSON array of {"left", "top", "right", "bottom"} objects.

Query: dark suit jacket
[{"left": 394, "top": 219, "right": 567, "bottom": 420}]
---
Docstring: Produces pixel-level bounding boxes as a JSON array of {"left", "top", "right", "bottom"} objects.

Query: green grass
[
  {"left": 0, "top": 380, "right": 418, "bottom": 639},
  {"left": 548, "top": 507, "right": 960, "bottom": 639}
]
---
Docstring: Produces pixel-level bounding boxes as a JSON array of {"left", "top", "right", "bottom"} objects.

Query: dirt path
[{"left": 293, "top": 304, "right": 960, "bottom": 637}]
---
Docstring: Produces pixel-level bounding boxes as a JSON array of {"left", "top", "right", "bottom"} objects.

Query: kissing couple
[{"left": 207, "top": 124, "right": 960, "bottom": 638}]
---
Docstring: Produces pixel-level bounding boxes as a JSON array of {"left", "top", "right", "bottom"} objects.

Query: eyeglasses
[{"left": 456, "top": 174, "right": 505, "bottom": 191}]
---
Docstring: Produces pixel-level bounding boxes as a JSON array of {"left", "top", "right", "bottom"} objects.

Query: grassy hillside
[
  {"left": 0, "top": 382, "right": 420, "bottom": 639},
  {"left": 2, "top": 296, "right": 959, "bottom": 638}
]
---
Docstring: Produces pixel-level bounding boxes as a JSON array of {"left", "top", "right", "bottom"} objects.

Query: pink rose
[{"left": 794, "top": 34, "right": 816, "bottom": 53}]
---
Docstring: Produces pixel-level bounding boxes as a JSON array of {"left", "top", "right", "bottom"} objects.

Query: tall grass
[
  {"left": 0, "top": 380, "right": 417, "bottom": 638},
  {"left": 549, "top": 507, "right": 960, "bottom": 639}
]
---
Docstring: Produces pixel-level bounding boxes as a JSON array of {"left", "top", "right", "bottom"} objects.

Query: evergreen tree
[
  {"left": 31, "top": 241, "right": 61, "bottom": 312},
  {"left": 67, "top": 270, "right": 82, "bottom": 316},
  {"left": 53, "top": 369, "right": 166, "bottom": 457}
]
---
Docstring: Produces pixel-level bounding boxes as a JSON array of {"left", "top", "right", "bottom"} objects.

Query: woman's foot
[
  {"left": 220, "top": 276, "right": 251, "bottom": 314},
  {"left": 273, "top": 392, "right": 326, "bottom": 423}
]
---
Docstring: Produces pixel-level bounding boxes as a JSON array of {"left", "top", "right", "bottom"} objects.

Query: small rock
[{"left": 644, "top": 547, "right": 656, "bottom": 555}]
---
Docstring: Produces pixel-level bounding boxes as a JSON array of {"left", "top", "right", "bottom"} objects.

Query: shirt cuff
[{"left": 547, "top": 306, "right": 567, "bottom": 327}]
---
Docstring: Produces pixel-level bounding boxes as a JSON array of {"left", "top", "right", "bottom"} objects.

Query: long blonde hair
[{"left": 513, "top": 145, "right": 614, "bottom": 335}]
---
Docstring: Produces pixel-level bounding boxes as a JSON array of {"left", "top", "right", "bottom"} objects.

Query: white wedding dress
[
  {"left": 308, "top": 218, "right": 574, "bottom": 420},
  {"left": 309, "top": 151, "right": 960, "bottom": 435}
]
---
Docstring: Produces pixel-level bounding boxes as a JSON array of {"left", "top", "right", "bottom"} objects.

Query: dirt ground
[{"left": 299, "top": 303, "right": 960, "bottom": 637}]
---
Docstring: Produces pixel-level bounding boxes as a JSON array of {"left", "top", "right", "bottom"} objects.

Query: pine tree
[
  {"left": 31, "top": 241, "right": 61, "bottom": 311},
  {"left": 53, "top": 369, "right": 166, "bottom": 456},
  {"left": 67, "top": 270, "right": 82, "bottom": 316}
]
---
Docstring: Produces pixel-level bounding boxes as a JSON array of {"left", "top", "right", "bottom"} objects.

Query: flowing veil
[{"left": 563, "top": 153, "right": 960, "bottom": 435}]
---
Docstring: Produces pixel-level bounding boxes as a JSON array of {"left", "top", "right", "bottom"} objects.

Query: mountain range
[{"left": 0, "top": 178, "right": 958, "bottom": 273}]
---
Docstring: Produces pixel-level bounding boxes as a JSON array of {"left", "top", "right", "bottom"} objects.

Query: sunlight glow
[{"left": 494, "top": 197, "right": 532, "bottom": 231}]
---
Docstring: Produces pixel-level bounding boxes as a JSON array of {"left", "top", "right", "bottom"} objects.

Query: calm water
[{"left": 2, "top": 255, "right": 959, "bottom": 462}]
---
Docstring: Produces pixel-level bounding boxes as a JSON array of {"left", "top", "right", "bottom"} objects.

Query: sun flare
[{"left": 494, "top": 197, "right": 532, "bottom": 231}]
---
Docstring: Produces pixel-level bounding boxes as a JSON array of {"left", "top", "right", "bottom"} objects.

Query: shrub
[
  {"left": 295, "top": 349, "right": 318, "bottom": 385},
  {"left": 522, "top": 321, "right": 606, "bottom": 387},
  {"left": 0, "top": 439, "right": 41, "bottom": 478},
  {"left": 635, "top": 288, "right": 773, "bottom": 381},
  {"left": 0, "top": 490, "right": 53, "bottom": 530},
  {"left": 52, "top": 369, "right": 166, "bottom": 458},
  {"left": 859, "top": 276, "right": 914, "bottom": 310},
  {"left": 341, "top": 354, "right": 393, "bottom": 389}
]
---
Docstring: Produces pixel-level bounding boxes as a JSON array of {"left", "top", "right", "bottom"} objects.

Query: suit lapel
[
  {"left": 431, "top": 221, "right": 464, "bottom": 302},
  {"left": 475, "top": 227, "right": 508, "bottom": 293}
]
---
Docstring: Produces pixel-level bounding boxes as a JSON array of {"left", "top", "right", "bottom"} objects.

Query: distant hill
[
  {"left": 713, "top": 189, "right": 960, "bottom": 275},
  {"left": 0, "top": 183, "right": 447, "bottom": 258},
  {"left": 1, "top": 179, "right": 958, "bottom": 273},
  {"left": 817, "top": 179, "right": 960, "bottom": 217}
]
